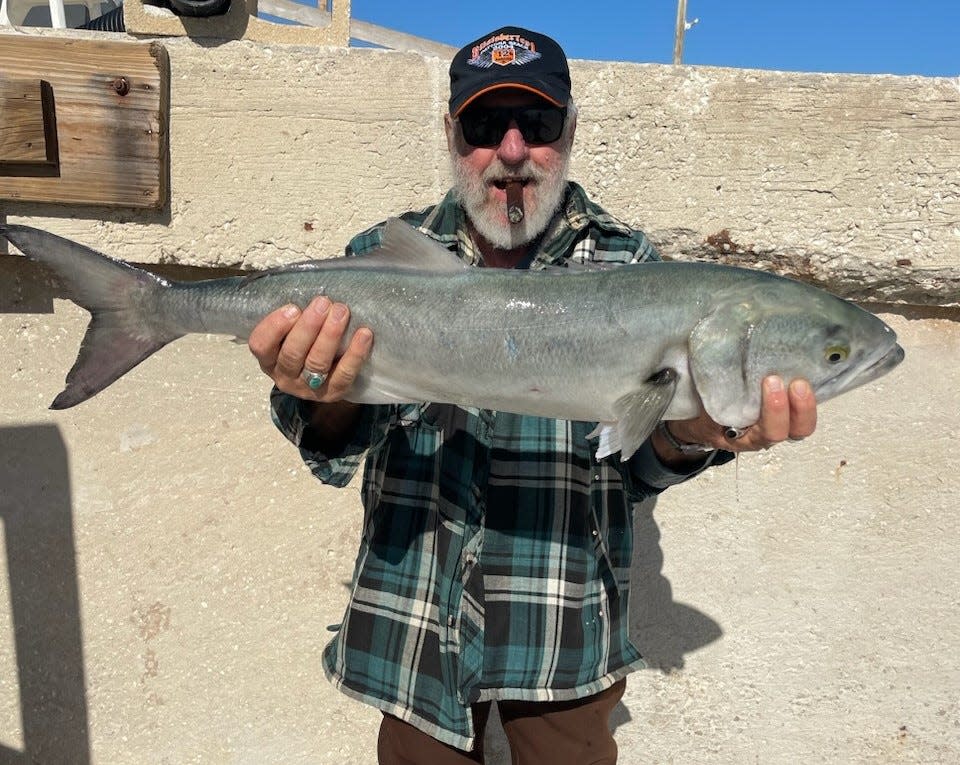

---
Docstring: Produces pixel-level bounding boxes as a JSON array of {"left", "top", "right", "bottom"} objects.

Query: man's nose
[{"left": 496, "top": 122, "right": 529, "bottom": 164}]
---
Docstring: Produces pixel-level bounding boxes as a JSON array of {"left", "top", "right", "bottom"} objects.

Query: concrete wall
[{"left": 1, "top": 29, "right": 958, "bottom": 763}]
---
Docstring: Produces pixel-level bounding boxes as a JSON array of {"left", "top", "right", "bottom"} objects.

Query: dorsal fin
[
  {"left": 240, "top": 218, "right": 469, "bottom": 284},
  {"left": 373, "top": 218, "right": 469, "bottom": 272}
]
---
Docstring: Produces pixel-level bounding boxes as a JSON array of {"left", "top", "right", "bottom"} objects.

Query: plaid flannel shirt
[{"left": 271, "top": 182, "right": 727, "bottom": 749}]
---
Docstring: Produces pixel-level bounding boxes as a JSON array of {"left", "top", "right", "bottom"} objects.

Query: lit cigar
[{"left": 506, "top": 180, "right": 524, "bottom": 224}]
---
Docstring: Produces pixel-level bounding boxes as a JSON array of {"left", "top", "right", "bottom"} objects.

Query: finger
[
  {"left": 753, "top": 375, "right": 791, "bottom": 445},
  {"left": 788, "top": 379, "right": 818, "bottom": 439},
  {"left": 248, "top": 304, "right": 303, "bottom": 372},
  {"left": 324, "top": 328, "right": 373, "bottom": 400},
  {"left": 303, "top": 302, "right": 351, "bottom": 378},
  {"left": 274, "top": 296, "right": 331, "bottom": 378}
]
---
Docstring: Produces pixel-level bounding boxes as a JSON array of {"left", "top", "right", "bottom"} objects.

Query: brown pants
[{"left": 377, "top": 679, "right": 626, "bottom": 765}]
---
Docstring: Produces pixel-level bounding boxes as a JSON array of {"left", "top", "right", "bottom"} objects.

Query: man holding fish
[
  {"left": 249, "top": 26, "right": 817, "bottom": 765},
  {"left": 0, "top": 22, "right": 903, "bottom": 762}
]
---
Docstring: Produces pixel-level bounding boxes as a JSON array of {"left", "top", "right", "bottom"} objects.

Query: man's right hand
[{"left": 248, "top": 296, "right": 373, "bottom": 402}]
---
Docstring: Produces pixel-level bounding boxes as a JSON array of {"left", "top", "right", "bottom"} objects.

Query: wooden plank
[
  {"left": 0, "top": 80, "right": 50, "bottom": 163},
  {"left": 0, "top": 36, "right": 168, "bottom": 209},
  {"left": 0, "top": 79, "right": 59, "bottom": 177},
  {"left": 348, "top": 19, "right": 457, "bottom": 58}
]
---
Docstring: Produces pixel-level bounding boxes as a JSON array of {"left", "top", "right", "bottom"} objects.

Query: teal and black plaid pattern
[{"left": 271, "top": 183, "right": 727, "bottom": 749}]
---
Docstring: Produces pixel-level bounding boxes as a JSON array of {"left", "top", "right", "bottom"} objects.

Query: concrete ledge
[{"left": 121, "top": 0, "right": 350, "bottom": 47}]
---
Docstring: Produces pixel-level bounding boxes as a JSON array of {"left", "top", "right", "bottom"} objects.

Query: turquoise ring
[{"left": 302, "top": 368, "right": 327, "bottom": 390}]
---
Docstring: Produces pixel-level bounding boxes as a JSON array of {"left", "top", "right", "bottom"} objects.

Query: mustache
[{"left": 481, "top": 161, "right": 548, "bottom": 184}]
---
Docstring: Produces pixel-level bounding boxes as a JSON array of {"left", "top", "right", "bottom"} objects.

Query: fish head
[
  {"left": 744, "top": 300, "right": 904, "bottom": 404},
  {"left": 689, "top": 282, "right": 905, "bottom": 428}
]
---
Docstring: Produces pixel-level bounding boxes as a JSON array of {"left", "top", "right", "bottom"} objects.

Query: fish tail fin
[{"left": 1, "top": 224, "right": 183, "bottom": 409}]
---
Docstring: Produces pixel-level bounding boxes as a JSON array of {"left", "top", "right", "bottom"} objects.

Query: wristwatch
[{"left": 656, "top": 420, "right": 715, "bottom": 454}]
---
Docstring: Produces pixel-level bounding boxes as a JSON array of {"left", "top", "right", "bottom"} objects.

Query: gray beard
[{"left": 451, "top": 154, "right": 570, "bottom": 251}]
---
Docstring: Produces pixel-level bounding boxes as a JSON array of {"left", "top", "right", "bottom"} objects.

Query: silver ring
[
  {"left": 723, "top": 426, "right": 749, "bottom": 440},
  {"left": 301, "top": 368, "right": 327, "bottom": 390}
]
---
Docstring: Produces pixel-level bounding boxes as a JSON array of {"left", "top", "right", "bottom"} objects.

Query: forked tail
[{"left": 1, "top": 225, "right": 182, "bottom": 409}]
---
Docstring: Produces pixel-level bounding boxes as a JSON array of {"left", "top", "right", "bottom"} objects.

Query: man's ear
[
  {"left": 565, "top": 110, "right": 577, "bottom": 147},
  {"left": 443, "top": 113, "right": 456, "bottom": 152}
]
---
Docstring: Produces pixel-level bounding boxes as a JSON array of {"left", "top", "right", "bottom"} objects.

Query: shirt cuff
[
  {"left": 270, "top": 388, "right": 394, "bottom": 487},
  {"left": 628, "top": 437, "right": 733, "bottom": 491}
]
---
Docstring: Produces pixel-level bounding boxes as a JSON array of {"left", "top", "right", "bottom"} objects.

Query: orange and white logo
[
  {"left": 468, "top": 34, "right": 541, "bottom": 69},
  {"left": 491, "top": 46, "right": 517, "bottom": 66}
]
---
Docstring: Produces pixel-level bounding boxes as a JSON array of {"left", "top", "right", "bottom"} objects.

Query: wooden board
[
  {"left": 0, "top": 79, "right": 59, "bottom": 176},
  {"left": 0, "top": 36, "right": 168, "bottom": 209}
]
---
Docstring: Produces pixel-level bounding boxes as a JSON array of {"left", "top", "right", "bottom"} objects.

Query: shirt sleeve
[
  {"left": 620, "top": 438, "right": 735, "bottom": 500},
  {"left": 270, "top": 388, "right": 396, "bottom": 487}
]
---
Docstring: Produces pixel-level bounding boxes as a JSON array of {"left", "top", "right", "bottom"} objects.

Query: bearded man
[{"left": 248, "top": 26, "right": 818, "bottom": 765}]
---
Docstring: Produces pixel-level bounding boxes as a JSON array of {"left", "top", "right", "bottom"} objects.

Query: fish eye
[{"left": 824, "top": 345, "right": 850, "bottom": 364}]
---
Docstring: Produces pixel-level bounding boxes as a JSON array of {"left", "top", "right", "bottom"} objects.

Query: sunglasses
[{"left": 458, "top": 105, "right": 568, "bottom": 147}]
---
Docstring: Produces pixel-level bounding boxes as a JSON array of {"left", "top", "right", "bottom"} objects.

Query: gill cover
[{"left": 688, "top": 299, "right": 761, "bottom": 429}]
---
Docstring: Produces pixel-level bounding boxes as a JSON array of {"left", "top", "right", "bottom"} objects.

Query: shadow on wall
[
  {"left": 606, "top": 496, "right": 724, "bottom": 737},
  {"left": 629, "top": 496, "right": 723, "bottom": 673},
  {"left": 0, "top": 425, "right": 90, "bottom": 764}
]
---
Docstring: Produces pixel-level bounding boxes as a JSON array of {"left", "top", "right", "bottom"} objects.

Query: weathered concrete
[
  {"left": 2, "top": 30, "right": 958, "bottom": 304},
  {"left": 1, "top": 26, "right": 959, "bottom": 765}
]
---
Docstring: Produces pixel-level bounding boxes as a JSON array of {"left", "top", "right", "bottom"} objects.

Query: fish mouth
[
  {"left": 870, "top": 343, "right": 905, "bottom": 374},
  {"left": 856, "top": 342, "right": 905, "bottom": 384}
]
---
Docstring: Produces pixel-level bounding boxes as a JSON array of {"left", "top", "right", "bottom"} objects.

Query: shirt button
[
  {"left": 447, "top": 615, "right": 456, "bottom": 627},
  {"left": 591, "top": 529, "right": 598, "bottom": 537},
  {"left": 464, "top": 554, "right": 476, "bottom": 566},
  {"left": 594, "top": 474, "right": 601, "bottom": 481},
  {"left": 598, "top": 610, "right": 604, "bottom": 618}
]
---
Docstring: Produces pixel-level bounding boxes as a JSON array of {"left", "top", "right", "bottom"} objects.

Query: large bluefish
[{"left": 1, "top": 220, "right": 904, "bottom": 460}]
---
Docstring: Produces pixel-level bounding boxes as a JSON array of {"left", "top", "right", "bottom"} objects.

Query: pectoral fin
[{"left": 589, "top": 369, "right": 678, "bottom": 461}]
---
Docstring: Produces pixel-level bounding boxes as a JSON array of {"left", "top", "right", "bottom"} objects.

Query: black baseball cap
[{"left": 448, "top": 26, "right": 572, "bottom": 117}]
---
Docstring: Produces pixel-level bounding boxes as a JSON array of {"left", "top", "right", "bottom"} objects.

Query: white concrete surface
[
  {"left": 1, "top": 263, "right": 957, "bottom": 764},
  {"left": 1, "top": 26, "right": 958, "bottom": 765}
]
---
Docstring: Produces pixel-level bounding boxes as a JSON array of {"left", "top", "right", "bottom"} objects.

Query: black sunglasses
[{"left": 458, "top": 105, "right": 568, "bottom": 148}]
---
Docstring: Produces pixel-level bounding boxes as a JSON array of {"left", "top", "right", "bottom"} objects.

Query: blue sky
[{"left": 349, "top": 1, "right": 959, "bottom": 78}]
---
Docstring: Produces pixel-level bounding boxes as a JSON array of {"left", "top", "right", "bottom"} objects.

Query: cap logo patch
[{"left": 468, "top": 33, "right": 542, "bottom": 69}]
